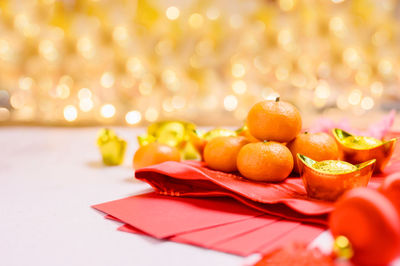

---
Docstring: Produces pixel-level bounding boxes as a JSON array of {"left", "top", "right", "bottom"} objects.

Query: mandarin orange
[
  {"left": 237, "top": 141, "right": 293, "bottom": 182},
  {"left": 133, "top": 142, "right": 180, "bottom": 169},
  {"left": 287, "top": 132, "right": 339, "bottom": 173},
  {"left": 203, "top": 136, "right": 249, "bottom": 172},
  {"left": 247, "top": 98, "right": 302, "bottom": 142}
]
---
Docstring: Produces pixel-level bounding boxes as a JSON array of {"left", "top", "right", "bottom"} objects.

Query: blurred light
[
  {"left": 19, "top": 77, "right": 34, "bottom": 90},
  {"left": 348, "top": 89, "right": 362, "bottom": 105},
  {"left": 329, "top": 17, "right": 345, "bottom": 37},
  {"left": 223, "top": 95, "right": 238, "bottom": 111},
  {"left": 314, "top": 80, "right": 331, "bottom": 99},
  {"left": 14, "top": 14, "right": 29, "bottom": 31},
  {"left": 206, "top": 7, "right": 220, "bottom": 20},
  {"left": 0, "top": 107, "right": 10, "bottom": 121},
  {"left": 232, "top": 80, "right": 247, "bottom": 94},
  {"left": 372, "top": 30, "right": 389, "bottom": 46},
  {"left": 232, "top": 63, "right": 246, "bottom": 78},
  {"left": 77, "top": 37, "right": 95, "bottom": 59},
  {"left": 278, "top": 29, "right": 292, "bottom": 46},
  {"left": 113, "top": 26, "right": 128, "bottom": 42},
  {"left": 162, "top": 69, "right": 178, "bottom": 85},
  {"left": 171, "top": 95, "right": 186, "bottom": 109},
  {"left": 261, "top": 88, "right": 275, "bottom": 100},
  {"left": 378, "top": 59, "right": 393, "bottom": 76},
  {"left": 279, "top": 0, "right": 295, "bottom": 11},
  {"left": 100, "top": 104, "right": 116, "bottom": 118},
  {"left": 166, "top": 6, "right": 180, "bottom": 20},
  {"left": 162, "top": 99, "right": 174, "bottom": 112},
  {"left": 355, "top": 70, "right": 369, "bottom": 86},
  {"left": 64, "top": 105, "right": 78, "bottom": 122},
  {"left": 14, "top": 14, "right": 40, "bottom": 37},
  {"left": 126, "top": 57, "right": 144, "bottom": 77},
  {"left": 39, "top": 40, "right": 58, "bottom": 61},
  {"left": 189, "top": 13, "right": 204, "bottom": 28},
  {"left": 79, "top": 98, "right": 94, "bottom": 112},
  {"left": 370, "top": 82, "right": 383, "bottom": 97},
  {"left": 361, "top": 96, "right": 374, "bottom": 110},
  {"left": 313, "top": 97, "right": 326, "bottom": 108},
  {"left": 60, "top": 75, "right": 74, "bottom": 87},
  {"left": 55, "top": 84, "right": 70, "bottom": 99},
  {"left": 78, "top": 88, "right": 92, "bottom": 100},
  {"left": 145, "top": 108, "right": 159, "bottom": 122},
  {"left": 125, "top": 110, "right": 142, "bottom": 125},
  {"left": 100, "top": 72, "right": 115, "bottom": 88},
  {"left": 332, "top": 0, "right": 345, "bottom": 3},
  {"left": 10, "top": 93, "right": 27, "bottom": 109},
  {"left": 343, "top": 48, "right": 361, "bottom": 68}
]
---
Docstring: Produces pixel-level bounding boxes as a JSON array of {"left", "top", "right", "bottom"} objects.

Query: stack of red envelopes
[{"left": 92, "top": 132, "right": 400, "bottom": 256}]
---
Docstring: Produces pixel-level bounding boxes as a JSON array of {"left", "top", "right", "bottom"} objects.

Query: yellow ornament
[
  {"left": 97, "top": 128, "right": 127, "bottom": 166},
  {"left": 138, "top": 121, "right": 201, "bottom": 160},
  {"left": 333, "top": 235, "right": 354, "bottom": 260},
  {"left": 203, "top": 128, "right": 237, "bottom": 140}
]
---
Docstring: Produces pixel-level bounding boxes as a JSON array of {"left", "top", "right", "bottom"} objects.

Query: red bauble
[
  {"left": 379, "top": 173, "right": 400, "bottom": 216},
  {"left": 329, "top": 188, "right": 400, "bottom": 265}
]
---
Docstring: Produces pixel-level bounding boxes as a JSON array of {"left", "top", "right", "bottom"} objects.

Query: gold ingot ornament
[
  {"left": 332, "top": 129, "right": 396, "bottom": 173},
  {"left": 297, "top": 154, "right": 376, "bottom": 201},
  {"left": 97, "top": 128, "right": 127, "bottom": 166}
]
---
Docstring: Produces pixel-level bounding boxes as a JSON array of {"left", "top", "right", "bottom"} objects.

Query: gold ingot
[
  {"left": 297, "top": 154, "right": 375, "bottom": 201},
  {"left": 97, "top": 128, "right": 127, "bottom": 166},
  {"left": 333, "top": 129, "right": 397, "bottom": 173}
]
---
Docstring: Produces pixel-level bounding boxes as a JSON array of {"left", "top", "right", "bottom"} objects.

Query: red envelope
[
  {"left": 100, "top": 199, "right": 325, "bottom": 256},
  {"left": 92, "top": 192, "right": 263, "bottom": 238},
  {"left": 135, "top": 132, "right": 400, "bottom": 224},
  {"left": 257, "top": 223, "right": 325, "bottom": 255},
  {"left": 172, "top": 214, "right": 278, "bottom": 248},
  {"left": 117, "top": 219, "right": 324, "bottom": 256},
  {"left": 212, "top": 219, "right": 302, "bottom": 256}
]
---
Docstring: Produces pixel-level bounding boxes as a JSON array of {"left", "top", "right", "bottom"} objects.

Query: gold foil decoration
[{"left": 97, "top": 128, "right": 127, "bottom": 166}]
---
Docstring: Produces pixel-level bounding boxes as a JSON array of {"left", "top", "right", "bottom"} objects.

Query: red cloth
[{"left": 135, "top": 132, "right": 400, "bottom": 225}]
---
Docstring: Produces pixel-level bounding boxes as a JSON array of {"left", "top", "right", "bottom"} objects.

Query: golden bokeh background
[{"left": 0, "top": 0, "right": 399, "bottom": 126}]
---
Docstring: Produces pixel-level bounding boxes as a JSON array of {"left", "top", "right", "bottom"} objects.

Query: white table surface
[{"left": 0, "top": 127, "right": 396, "bottom": 266}]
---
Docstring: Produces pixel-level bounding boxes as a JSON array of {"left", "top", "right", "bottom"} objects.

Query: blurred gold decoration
[
  {"left": 0, "top": 0, "right": 399, "bottom": 126},
  {"left": 333, "top": 235, "right": 354, "bottom": 260},
  {"left": 97, "top": 128, "right": 127, "bottom": 165},
  {"left": 137, "top": 121, "right": 200, "bottom": 159}
]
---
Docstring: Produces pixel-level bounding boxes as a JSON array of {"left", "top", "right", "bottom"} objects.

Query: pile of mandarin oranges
[{"left": 134, "top": 98, "right": 339, "bottom": 182}]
